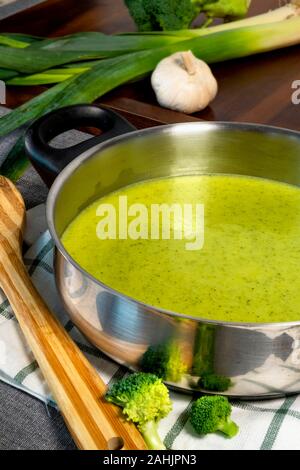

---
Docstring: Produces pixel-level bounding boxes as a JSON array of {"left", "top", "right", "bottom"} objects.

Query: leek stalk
[
  {"left": 0, "top": 35, "right": 29, "bottom": 48},
  {"left": 0, "top": 34, "right": 183, "bottom": 74},
  {"left": 7, "top": 67, "right": 91, "bottom": 86}
]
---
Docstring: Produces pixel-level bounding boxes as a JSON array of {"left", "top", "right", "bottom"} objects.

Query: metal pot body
[{"left": 26, "top": 106, "right": 300, "bottom": 398}]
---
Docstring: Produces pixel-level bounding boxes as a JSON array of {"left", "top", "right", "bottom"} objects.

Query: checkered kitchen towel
[{"left": 1, "top": 230, "right": 300, "bottom": 450}]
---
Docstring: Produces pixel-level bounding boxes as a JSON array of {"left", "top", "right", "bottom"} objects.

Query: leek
[
  {"left": 0, "top": 69, "right": 19, "bottom": 80},
  {"left": 0, "top": 33, "right": 42, "bottom": 44},
  {"left": 0, "top": 78, "right": 73, "bottom": 138},
  {"left": 0, "top": 135, "right": 29, "bottom": 182},
  {"left": 0, "top": 34, "right": 184, "bottom": 74},
  {"left": 0, "top": 47, "right": 121, "bottom": 73},
  {"left": 0, "top": 35, "right": 29, "bottom": 48},
  {"left": 7, "top": 67, "right": 90, "bottom": 86},
  {"left": 28, "top": 32, "right": 181, "bottom": 51}
]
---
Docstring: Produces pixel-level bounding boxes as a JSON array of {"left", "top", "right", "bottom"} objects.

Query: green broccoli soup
[{"left": 61, "top": 174, "right": 300, "bottom": 323}]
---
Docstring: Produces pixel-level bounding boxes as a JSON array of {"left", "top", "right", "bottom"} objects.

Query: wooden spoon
[{"left": 0, "top": 176, "right": 147, "bottom": 450}]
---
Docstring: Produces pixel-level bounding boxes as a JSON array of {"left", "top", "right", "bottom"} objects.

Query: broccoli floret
[
  {"left": 124, "top": 0, "right": 251, "bottom": 31},
  {"left": 124, "top": 0, "right": 153, "bottom": 31},
  {"left": 201, "top": 0, "right": 250, "bottom": 20},
  {"left": 145, "top": 0, "right": 198, "bottom": 31},
  {"left": 106, "top": 372, "right": 172, "bottom": 449},
  {"left": 199, "top": 373, "right": 232, "bottom": 392},
  {"left": 125, "top": 0, "right": 199, "bottom": 31},
  {"left": 190, "top": 395, "right": 239, "bottom": 438},
  {"left": 141, "top": 341, "right": 188, "bottom": 382}
]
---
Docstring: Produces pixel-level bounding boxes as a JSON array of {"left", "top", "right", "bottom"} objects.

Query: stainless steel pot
[{"left": 25, "top": 104, "right": 300, "bottom": 399}]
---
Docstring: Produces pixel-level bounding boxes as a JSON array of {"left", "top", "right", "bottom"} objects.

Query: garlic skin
[{"left": 151, "top": 51, "right": 218, "bottom": 114}]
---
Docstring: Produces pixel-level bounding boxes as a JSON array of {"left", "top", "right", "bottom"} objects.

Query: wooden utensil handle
[{"left": 0, "top": 247, "right": 146, "bottom": 450}]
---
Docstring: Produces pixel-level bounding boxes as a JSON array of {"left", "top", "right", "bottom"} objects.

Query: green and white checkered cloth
[{"left": 0, "top": 230, "right": 300, "bottom": 450}]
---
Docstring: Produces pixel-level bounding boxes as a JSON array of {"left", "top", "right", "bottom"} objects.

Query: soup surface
[{"left": 62, "top": 175, "right": 300, "bottom": 323}]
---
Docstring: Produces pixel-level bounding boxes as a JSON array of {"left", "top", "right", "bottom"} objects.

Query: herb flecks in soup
[{"left": 62, "top": 175, "right": 300, "bottom": 323}]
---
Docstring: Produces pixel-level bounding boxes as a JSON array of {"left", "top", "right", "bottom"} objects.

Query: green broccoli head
[
  {"left": 125, "top": 0, "right": 199, "bottom": 31},
  {"left": 199, "top": 373, "right": 232, "bottom": 392},
  {"left": 141, "top": 341, "right": 188, "bottom": 382},
  {"left": 106, "top": 372, "right": 172, "bottom": 449},
  {"left": 145, "top": 0, "right": 198, "bottom": 30},
  {"left": 190, "top": 395, "right": 239, "bottom": 437},
  {"left": 106, "top": 372, "right": 172, "bottom": 424}
]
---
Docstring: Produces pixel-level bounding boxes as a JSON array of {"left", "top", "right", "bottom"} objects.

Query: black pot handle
[{"left": 24, "top": 104, "right": 136, "bottom": 186}]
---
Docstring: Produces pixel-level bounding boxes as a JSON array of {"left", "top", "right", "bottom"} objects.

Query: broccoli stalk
[
  {"left": 217, "top": 416, "right": 238, "bottom": 438},
  {"left": 141, "top": 340, "right": 188, "bottom": 382},
  {"left": 106, "top": 372, "right": 172, "bottom": 450},
  {"left": 141, "top": 420, "right": 166, "bottom": 450},
  {"left": 124, "top": 0, "right": 251, "bottom": 31},
  {"left": 190, "top": 395, "right": 239, "bottom": 438}
]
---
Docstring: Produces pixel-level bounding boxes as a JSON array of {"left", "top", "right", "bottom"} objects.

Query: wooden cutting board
[{"left": 1, "top": 0, "right": 300, "bottom": 132}]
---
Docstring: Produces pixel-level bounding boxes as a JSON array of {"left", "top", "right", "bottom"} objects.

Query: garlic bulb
[{"left": 151, "top": 51, "right": 218, "bottom": 114}]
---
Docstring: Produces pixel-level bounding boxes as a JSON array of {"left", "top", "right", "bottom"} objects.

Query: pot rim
[{"left": 47, "top": 120, "right": 300, "bottom": 329}]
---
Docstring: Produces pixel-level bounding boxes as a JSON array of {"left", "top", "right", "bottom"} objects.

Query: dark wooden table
[{"left": 0, "top": 0, "right": 299, "bottom": 131}]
